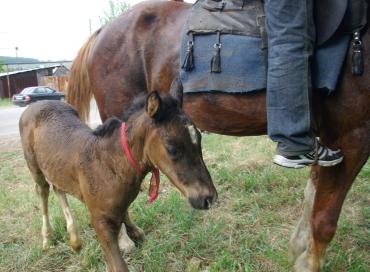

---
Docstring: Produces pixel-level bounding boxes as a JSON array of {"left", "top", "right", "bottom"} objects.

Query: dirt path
[{"left": 0, "top": 135, "right": 21, "bottom": 152}]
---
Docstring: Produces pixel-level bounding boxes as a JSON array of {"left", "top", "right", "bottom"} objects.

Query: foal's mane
[
  {"left": 93, "top": 117, "right": 121, "bottom": 137},
  {"left": 93, "top": 93, "right": 181, "bottom": 138},
  {"left": 122, "top": 93, "right": 181, "bottom": 123}
]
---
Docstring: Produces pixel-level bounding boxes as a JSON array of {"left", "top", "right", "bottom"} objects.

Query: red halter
[{"left": 120, "top": 122, "right": 160, "bottom": 204}]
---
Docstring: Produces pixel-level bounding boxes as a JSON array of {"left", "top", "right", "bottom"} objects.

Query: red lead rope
[{"left": 121, "top": 122, "right": 160, "bottom": 204}]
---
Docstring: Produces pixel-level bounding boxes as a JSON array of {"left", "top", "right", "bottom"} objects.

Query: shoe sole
[{"left": 273, "top": 155, "right": 344, "bottom": 169}]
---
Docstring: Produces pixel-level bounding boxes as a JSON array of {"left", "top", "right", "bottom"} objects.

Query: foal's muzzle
[{"left": 189, "top": 192, "right": 218, "bottom": 210}]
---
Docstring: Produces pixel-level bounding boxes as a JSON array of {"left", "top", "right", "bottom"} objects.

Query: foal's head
[{"left": 126, "top": 82, "right": 217, "bottom": 209}]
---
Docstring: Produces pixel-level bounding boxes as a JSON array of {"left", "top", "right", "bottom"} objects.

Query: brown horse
[
  {"left": 67, "top": 1, "right": 370, "bottom": 271},
  {"left": 20, "top": 90, "right": 217, "bottom": 272}
]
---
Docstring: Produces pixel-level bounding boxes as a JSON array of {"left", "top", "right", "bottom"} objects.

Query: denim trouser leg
[{"left": 264, "top": 0, "right": 316, "bottom": 156}]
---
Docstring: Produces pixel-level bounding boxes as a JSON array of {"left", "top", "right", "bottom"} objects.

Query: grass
[
  {"left": 0, "top": 135, "right": 368, "bottom": 271},
  {"left": 0, "top": 98, "right": 11, "bottom": 107}
]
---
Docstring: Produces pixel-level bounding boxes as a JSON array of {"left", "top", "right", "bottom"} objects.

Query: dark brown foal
[{"left": 19, "top": 90, "right": 217, "bottom": 272}]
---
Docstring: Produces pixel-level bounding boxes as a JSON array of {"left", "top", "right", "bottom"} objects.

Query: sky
[{"left": 0, "top": 0, "right": 146, "bottom": 61}]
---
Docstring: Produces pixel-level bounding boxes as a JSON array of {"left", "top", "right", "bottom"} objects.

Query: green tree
[
  {"left": 100, "top": 0, "right": 130, "bottom": 25},
  {"left": 0, "top": 57, "right": 5, "bottom": 73}
]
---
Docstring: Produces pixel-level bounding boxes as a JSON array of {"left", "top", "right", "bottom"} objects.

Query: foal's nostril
[
  {"left": 203, "top": 196, "right": 214, "bottom": 209},
  {"left": 203, "top": 198, "right": 209, "bottom": 209}
]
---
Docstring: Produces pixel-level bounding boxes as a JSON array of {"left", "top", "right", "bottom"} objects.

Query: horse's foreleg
[
  {"left": 292, "top": 126, "right": 370, "bottom": 272},
  {"left": 123, "top": 211, "right": 145, "bottom": 241},
  {"left": 54, "top": 188, "right": 82, "bottom": 252}
]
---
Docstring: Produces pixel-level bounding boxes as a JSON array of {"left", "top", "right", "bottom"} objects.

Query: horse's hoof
[
  {"left": 288, "top": 238, "right": 307, "bottom": 264},
  {"left": 293, "top": 251, "right": 322, "bottom": 272},
  {"left": 118, "top": 231, "right": 136, "bottom": 254},
  {"left": 118, "top": 239, "right": 136, "bottom": 254}
]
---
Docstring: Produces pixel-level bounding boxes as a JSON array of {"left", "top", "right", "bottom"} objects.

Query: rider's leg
[
  {"left": 265, "top": 0, "right": 315, "bottom": 155},
  {"left": 264, "top": 0, "right": 343, "bottom": 168}
]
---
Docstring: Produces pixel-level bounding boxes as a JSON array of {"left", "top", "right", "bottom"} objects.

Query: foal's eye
[{"left": 166, "top": 144, "right": 181, "bottom": 158}]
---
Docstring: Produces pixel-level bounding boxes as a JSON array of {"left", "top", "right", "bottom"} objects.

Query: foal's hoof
[
  {"left": 42, "top": 240, "right": 54, "bottom": 251},
  {"left": 69, "top": 236, "right": 83, "bottom": 252},
  {"left": 67, "top": 226, "right": 82, "bottom": 252},
  {"left": 129, "top": 227, "right": 146, "bottom": 241}
]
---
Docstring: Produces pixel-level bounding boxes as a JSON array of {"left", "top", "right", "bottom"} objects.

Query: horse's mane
[{"left": 122, "top": 94, "right": 147, "bottom": 122}]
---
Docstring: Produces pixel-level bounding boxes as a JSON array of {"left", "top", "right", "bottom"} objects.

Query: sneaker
[{"left": 273, "top": 142, "right": 344, "bottom": 169}]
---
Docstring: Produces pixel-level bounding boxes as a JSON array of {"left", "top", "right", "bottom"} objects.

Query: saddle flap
[
  {"left": 315, "top": 0, "right": 348, "bottom": 45},
  {"left": 187, "top": 0, "right": 264, "bottom": 37}
]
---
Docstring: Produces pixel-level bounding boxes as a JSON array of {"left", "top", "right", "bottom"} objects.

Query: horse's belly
[{"left": 183, "top": 91, "right": 267, "bottom": 136}]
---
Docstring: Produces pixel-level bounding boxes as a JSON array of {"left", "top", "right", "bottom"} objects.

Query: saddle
[{"left": 180, "top": 0, "right": 368, "bottom": 94}]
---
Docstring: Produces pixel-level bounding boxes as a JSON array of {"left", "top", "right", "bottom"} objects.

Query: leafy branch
[{"left": 100, "top": 0, "right": 130, "bottom": 25}]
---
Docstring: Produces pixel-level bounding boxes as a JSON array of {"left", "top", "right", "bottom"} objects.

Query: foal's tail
[{"left": 67, "top": 30, "right": 98, "bottom": 122}]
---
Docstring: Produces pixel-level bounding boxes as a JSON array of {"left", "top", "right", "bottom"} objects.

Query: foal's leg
[
  {"left": 292, "top": 128, "right": 370, "bottom": 272},
  {"left": 34, "top": 175, "right": 53, "bottom": 250},
  {"left": 123, "top": 211, "right": 145, "bottom": 241},
  {"left": 53, "top": 188, "right": 82, "bottom": 251},
  {"left": 92, "top": 215, "right": 129, "bottom": 272}
]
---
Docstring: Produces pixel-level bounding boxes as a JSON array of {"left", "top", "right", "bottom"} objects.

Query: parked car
[{"left": 12, "top": 86, "right": 65, "bottom": 107}]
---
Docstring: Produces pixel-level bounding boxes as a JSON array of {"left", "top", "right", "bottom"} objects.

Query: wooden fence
[{"left": 41, "top": 76, "right": 68, "bottom": 94}]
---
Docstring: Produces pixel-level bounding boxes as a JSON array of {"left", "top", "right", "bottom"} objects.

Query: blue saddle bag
[{"left": 180, "top": 0, "right": 350, "bottom": 94}]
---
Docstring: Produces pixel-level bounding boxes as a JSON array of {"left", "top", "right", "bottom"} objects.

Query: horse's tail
[{"left": 67, "top": 30, "right": 98, "bottom": 122}]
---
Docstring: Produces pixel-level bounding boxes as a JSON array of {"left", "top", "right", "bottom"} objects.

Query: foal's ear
[
  {"left": 169, "top": 78, "right": 183, "bottom": 107},
  {"left": 146, "top": 91, "right": 162, "bottom": 119}
]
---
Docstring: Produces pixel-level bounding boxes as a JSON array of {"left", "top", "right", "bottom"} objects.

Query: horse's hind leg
[
  {"left": 288, "top": 176, "right": 315, "bottom": 263},
  {"left": 33, "top": 174, "right": 53, "bottom": 250},
  {"left": 117, "top": 211, "right": 145, "bottom": 253},
  {"left": 118, "top": 224, "right": 136, "bottom": 254},
  {"left": 53, "top": 187, "right": 82, "bottom": 251},
  {"left": 291, "top": 127, "right": 370, "bottom": 271}
]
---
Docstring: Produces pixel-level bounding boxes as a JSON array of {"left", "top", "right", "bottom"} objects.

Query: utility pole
[
  {"left": 6, "top": 64, "right": 11, "bottom": 98},
  {"left": 15, "top": 46, "right": 19, "bottom": 70}
]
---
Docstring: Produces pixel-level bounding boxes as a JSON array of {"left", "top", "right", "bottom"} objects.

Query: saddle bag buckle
[{"left": 351, "top": 31, "right": 364, "bottom": 76}]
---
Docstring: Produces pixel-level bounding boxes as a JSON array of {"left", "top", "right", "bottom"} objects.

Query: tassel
[
  {"left": 181, "top": 43, "right": 194, "bottom": 71},
  {"left": 352, "top": 32, "right": 364, "bottom": 76},
  {"left": 211, "top": 45, "right": 221, "bottom": 73},
  {"left": 211, "top": 31, "right": 222, "bottom": 73},
  {"left": 181, "top": 32, "right": 194, "bottom": 71}
]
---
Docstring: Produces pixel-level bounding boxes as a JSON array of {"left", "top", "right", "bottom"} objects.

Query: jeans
[{"left": 264, "top": 0, "right": 316, "bottom": 156}]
